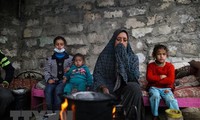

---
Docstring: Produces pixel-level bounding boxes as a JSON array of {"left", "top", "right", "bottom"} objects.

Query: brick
[
  {"left": 97, "top": 0, "right": 115, "bottom": 7},
  {"left": 125, "top": 18, "right": 145, "bottom": 29},
  {"left": 131, "top": 27, "right": 153, "bottom": 38},
  {"left": 104, "top": 10, "right": 123, "bottom": 18}
]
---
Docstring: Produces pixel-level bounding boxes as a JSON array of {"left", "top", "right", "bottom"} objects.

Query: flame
[
  {"left": 71, "top": 104, "right": 75, "bottom": 111},
  {"left": 60, "top": 99, "right": 68, "bottom": 120},
  {"left": 71, "top": 104, "right": 76, "bottom": 120},
  {"left": 112, "top": 106, "right": 116, "bottom": 119}
]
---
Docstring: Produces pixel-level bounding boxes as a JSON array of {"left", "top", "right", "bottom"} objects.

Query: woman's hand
[
  {"left": 101, "top": 86, "right": 110, "bottom": 94},
  {"left": 48, "top": 79, "right": 55, "bottom": 84},
  {"left": 115, "top": 43, "right": 128, "bottom": 62}
]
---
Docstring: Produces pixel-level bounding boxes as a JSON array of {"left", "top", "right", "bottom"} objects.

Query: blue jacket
[{"left": 64, "top": 64, "right": 93, "bottom": 86}]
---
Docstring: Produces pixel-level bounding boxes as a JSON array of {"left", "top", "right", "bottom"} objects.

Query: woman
[
  {"left": 93, "top": 29, "right": 145, "bottom": 120},
  {"left": 44, "top": 36, "right": 73, "bottom": 110}
]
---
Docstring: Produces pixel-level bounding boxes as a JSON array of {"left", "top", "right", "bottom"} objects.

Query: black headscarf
[{"left": 93, "top": 29, "right": 140, "bottom": 93}]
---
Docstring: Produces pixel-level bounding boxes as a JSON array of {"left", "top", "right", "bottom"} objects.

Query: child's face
[
  {"left": 74, "top": 56, "right": 84, "bottom": 67},
  {"left": 155, "top": 48, "right": 167, "bottom": 63},
  {"left": 115, "top": 32, "right": 128, "bottom": 48},
  {"left": 55, "top": 39, "right": 65, "bottom": 50}
]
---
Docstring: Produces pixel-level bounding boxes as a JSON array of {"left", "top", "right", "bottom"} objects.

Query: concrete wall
[{"left": 0, "top": 0, "right": 200, "bottom": 77}]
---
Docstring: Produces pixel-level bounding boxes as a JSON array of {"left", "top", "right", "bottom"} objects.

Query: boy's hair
[
  {"left": 53, "top": 36, "right": 67, "bottom": 45},
  {"left": 72, "top": 53, "right": 85, "bottom": 63},
  {"left": 152, "top": 44, "right": 169, "bottom": 57}
]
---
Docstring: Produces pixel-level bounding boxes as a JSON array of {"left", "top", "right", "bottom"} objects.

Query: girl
[
  {"left": 146, "top": 44, "right": 180, "bottom": 120},
  {"left": 44, "top": 36, "right": 73, "bottom": 110},
  {"left": 63, "top": 53, "right": 93, "bottom": 95}
]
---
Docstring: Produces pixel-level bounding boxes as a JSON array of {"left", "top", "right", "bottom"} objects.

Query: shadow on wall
[{"left": 0, "top": 0, "right": 24, "bottom": 18}]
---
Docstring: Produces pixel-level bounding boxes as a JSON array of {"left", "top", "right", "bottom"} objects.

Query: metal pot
[{"left": 64, "top": 91, "right": 118, "bottom": 120}]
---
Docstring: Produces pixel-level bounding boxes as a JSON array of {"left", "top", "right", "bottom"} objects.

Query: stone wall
[
  {"left": 0, "top": 0, "right": 200, "bottom": 77},
  {"left": 0, "top": 0, "right": 23, "bottom": 75}
]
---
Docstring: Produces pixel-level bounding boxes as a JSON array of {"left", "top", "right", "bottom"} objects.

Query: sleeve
[
  {"left": 4, "top": 64, "right": 15, "bottom": 83},
  {"left": 146, "top": 63, "right": 161, "bottom": 83},
  {"left": 64, "top": 68, "right": 72, "bottom": 80},
  {"left": 127, "top": 55, "right": 140, "bottom": 82},
  {"left": 44, "top": 58, "right": 52, "bottom": 82},
  {"left": 85, "top": 66, "right": 93, "bottom": 86},
  {"left": 0, "top": 52, "right": 15, "bottom": 83},
  {"left": 158, "top": 64, "right": 175, "bottom": 85},
  {"left": 93, "top": 56, "right": 107, "bottom": 90}
]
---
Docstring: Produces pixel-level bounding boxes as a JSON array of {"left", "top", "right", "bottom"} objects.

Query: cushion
[
  {"left": 174, "top": 87, "right": 200, "bottom": 97},
  {"left": 189, "top": 60, "right": 200, "bottom": 78},
  {"left": 175, "top": 65, "right": 191, "bottom": 79},
  {"left": 175, "top": 75, "right": 200, "bottom": 88},
  {"left": 142, "top": 86, "right": 200, "bottom": 98},
  {"left": 173, "top": 62, "right": 190, "bottom": 69}
]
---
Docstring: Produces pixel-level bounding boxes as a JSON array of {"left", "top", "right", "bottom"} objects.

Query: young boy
[
  {"left": 63, "top": 53, "right": 93, "bottom": 95},
  {"left": 146, "top": 44, "right": 180, "bottom": 120}
]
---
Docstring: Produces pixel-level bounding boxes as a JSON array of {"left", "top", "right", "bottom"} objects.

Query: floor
[
  {"left": 145, "top": 107, "right": 200, "bottom": 120},
  {"left": 3, "top": 107, "right": 200, "bottom": 120},
  {"left": 29, "top": 107, "right": 200, "bottom": 120}
]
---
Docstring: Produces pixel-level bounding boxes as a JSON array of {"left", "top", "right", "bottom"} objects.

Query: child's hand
[
  {"left": 48, "top": 79, "right": 55, "bottom": 84},
  {"left": 164, "top": 89, "right": 169, "bottom": 93},
  {"left": 63, "top": 76, "right": 67, "bottom": 83},
  {"left": 64, "top": 67, "right": 70, "bottom": 73},
  {"left": 160, "top": 75, "right": 167, "bottom": 79},
  {"left": 86, "top": 86, "right": 91, "bottom": 91},
  {"left": 72, "top": 88, "right": 78, "bottom": 94},
  {"left": 63, "top": 79, "right": 66, "bottom": 83},
  {"left": 63, "top": 79, "right": 67, "bottom": 83}
]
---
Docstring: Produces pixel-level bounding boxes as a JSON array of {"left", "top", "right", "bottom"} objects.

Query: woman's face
[
  {"left": 114, "top": 32, "right": 128, "bottom": 47},
  {"left": 55, "top": 39, "right": 65, "bottom": 50}
]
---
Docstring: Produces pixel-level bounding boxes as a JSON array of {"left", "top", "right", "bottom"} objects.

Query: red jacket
[{"left": 146, "top": 62, "right": 175, "bottom": 91}]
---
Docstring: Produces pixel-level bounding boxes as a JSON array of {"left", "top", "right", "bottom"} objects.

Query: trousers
[
  {"left": 0, "top": 87, "right": 14, "bottom": 117},
  {"left": 45, "top": 80, "right": 65, "bottom": 110},
  {"left": 149, "top": 87, "right": 179, "bottom": 116}
]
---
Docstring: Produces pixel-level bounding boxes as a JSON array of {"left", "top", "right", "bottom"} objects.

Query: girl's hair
[
  {"left": 152, "top": 44, "right": 169, "bottom": 57},
  {"left": 72, "top": 53, "right": 85, "bottom": 63},
  {"left": 53, "top": 36, "right": 67, "bottom": 45}
]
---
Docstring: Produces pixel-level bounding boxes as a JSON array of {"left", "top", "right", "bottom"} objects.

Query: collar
[{"left": 52, "top": 52, "right": 69, "bottom": 59}]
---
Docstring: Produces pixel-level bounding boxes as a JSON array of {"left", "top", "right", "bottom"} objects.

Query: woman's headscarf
[{"left": 93, "top": 29, "right": 140, "bottom": 92}]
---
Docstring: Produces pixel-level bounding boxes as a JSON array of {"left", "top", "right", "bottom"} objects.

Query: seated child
[
  {"left": 146, "top": 44, "right": 180, "bottom": 120},
  {"left": 63, "top": 53, "right": 93, "bottom": 95}
]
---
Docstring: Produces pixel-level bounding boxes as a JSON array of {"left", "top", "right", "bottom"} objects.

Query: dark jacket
[
  {"left": 44, "top": 52, "right": 73, "bottom": 82},
  {"left": 0, "top": 50, "right": 15, "bottom": 83}
]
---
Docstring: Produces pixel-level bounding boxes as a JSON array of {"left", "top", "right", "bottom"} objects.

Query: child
[
  {"left": 63, "top": 53, "right": 93, "bottom": 95},
  {"left": 44, "top": 36, "right": 73, "bottom": 110},
  {"left": 146, "top": 44, "right": 180, "bottom": 120}
]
